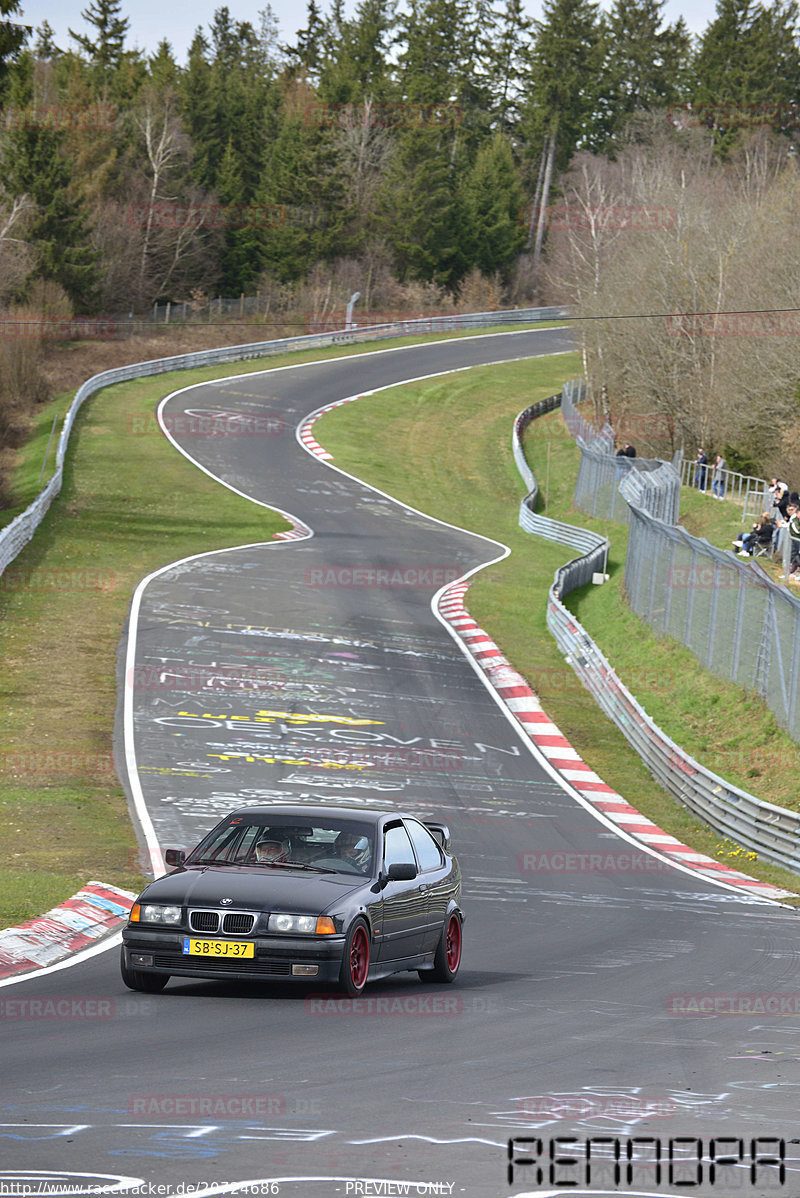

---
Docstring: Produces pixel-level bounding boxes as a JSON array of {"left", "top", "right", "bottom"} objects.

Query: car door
[
  {"left": 375, "top": 821, "right": 427, "bottom": 962},
  {"left": 404, "top": 817, "right": 450, "bottom": 953}
]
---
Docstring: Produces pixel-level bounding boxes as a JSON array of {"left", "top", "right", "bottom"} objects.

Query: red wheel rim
[
  {"left": 445, "top": 915, "right": 461, "bottom": 972},
  {"left": 349, "top": 926, "right": 369, "bottom": 989}
]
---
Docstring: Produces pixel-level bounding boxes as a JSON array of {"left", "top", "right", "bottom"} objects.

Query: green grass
[{"left": 315, "top": 357, "right": 800, "bottom": 899}]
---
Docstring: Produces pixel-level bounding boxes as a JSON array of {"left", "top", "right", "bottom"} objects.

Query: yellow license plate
[{"left": 182, "top": 938, "right": 254, "bottom": 958}]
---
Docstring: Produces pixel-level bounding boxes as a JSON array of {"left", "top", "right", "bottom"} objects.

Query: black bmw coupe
[{"left": 121, "top": 804, "right": 463, "bottom": 996}]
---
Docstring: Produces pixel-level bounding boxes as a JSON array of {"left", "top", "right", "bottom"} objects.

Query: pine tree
[
  {"left": 461, "top": 134, "right": 525, "bottom": 279},
  {"left": 519, "top": 0, "right": 609, "bottom": 276},
  {"left": 486, "top": 0, "right": 533, "bottom": 132},
  {"left": 0, "top": 96, "right": 99, "bottom": 311},
  {"left": 379, "top": 126, "right": 471, "bottom": 289},
  {"left": 254, "top": 112, "right": 346, "bottom": 281},
  {"left": 692, "top": 0, "right": 800, "bottom": 140},
  {"left": 289, "top": 0, "right": 327, "bottom": 78},
  {"left": 0, "top": 0, "right": 28, "bottom": 96},
  {"left": 215, "top": 138, "right": 262, "bottom": 292},
  {"left": 317, "top": 0, "right": 396, "bottom": 104},
  {"left": 521, "top": 0, "right": 609, "bottom": 166},
  {"left": 33, "top": 20, "right": 60, "bottom": 60},
  {"left": 605, "top": 0, "right": 690, "bottom": 128},
  {"left": 68, "top": 0, "right": 129, "bottom": 74},
  {"left": 149, "top": 39, "right": 178, "bottom": 90}
]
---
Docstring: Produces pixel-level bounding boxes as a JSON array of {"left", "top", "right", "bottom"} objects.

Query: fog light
[
  {"left": 292, "top": 964, "right": 319, "bottom": 976},
  {"left": 131, "top": 953, "right": 153, "bottom": 967}
]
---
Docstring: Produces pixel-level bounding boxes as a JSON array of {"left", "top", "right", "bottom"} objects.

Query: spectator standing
[
  {"left": 780, "top": 503, "right": 800, "bottom": 582},
  {"left": 769, "top": 478, "right": 789, "bottom": 522},
  {"left": 711, "top": 453, "right": 726, "bottom": 498},
  {"left": 695, "top": 448, "right": 708, "bottom": 491}
]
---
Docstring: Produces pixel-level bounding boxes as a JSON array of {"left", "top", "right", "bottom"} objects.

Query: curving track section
[{"left": 2, "top": 330, "right": 800, "bottom": 1198}]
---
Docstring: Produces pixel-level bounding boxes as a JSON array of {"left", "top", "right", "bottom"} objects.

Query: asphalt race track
[{"left": 3, "top": 329, "right": 800, "bottom": 1198}]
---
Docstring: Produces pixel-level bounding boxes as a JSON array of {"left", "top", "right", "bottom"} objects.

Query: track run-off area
[{"left": 2, "top": 328, "right": 799, "bottom": 1198}]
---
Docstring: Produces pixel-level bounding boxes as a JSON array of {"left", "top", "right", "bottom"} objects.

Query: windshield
[{"left": 187, "top": 815, "right": 375, "bottom": 877}]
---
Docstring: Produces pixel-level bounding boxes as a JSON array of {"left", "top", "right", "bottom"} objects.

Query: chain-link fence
[
  {"left": 623, "top": 503, "right": 800, "bottom": 741},
  {"left": 514, "top": 384, "right": 800, "bottom": 878},
  {"left": 561, "top": 378, "right": 681, "bottom": 525}
]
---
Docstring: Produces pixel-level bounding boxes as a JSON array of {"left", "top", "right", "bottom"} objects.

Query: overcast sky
[{"left": 19, "top": 0, "right": 719, "bottom": 65}]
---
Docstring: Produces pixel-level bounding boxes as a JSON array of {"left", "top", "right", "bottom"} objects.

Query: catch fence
[
  {"left": 514, "top": 382, "right": 800, "bottom": 876},
  {"left": 561, "top": 380, "right": 681, "bottom": 526}
]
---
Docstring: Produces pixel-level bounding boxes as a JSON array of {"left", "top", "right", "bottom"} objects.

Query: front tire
[
  {"left": 120, "top": 947, "right": 169, "bottom": 993},
  {"left": 420, "top": 912, "right": 462, "bottom": 983},
  {"left": 339, "top": 918, "right": 370, "bottom": 997}
]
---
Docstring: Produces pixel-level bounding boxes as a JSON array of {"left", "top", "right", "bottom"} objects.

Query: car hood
[{"left": 138, "top": 866, "right": 367, "bottom": 914}]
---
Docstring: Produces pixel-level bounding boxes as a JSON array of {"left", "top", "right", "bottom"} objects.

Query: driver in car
[
  {"left": 333, "top": 830, "right": 370, "bottom": 871},
  {"left": 255, "top": 836, "right": 289, "bottom": 863}
]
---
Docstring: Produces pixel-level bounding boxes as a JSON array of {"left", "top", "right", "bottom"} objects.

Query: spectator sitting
[
  {"left": 733, "top": 513, "right": 775, "bottom": 556},
  {"left": 732, "top": 512, "right": 771, "bottom": 553}
]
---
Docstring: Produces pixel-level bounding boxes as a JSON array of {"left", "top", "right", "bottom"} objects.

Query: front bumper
[{"left": 122, "top": 928, "right": 347, "bottom": 985}]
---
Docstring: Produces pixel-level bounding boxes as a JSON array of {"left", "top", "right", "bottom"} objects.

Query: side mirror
[
  {"left": 387, "top": 862, "right": 417, "bottom": 882},
  {"left": 165, "top": 848, "right": 186, "bottom": 867}
]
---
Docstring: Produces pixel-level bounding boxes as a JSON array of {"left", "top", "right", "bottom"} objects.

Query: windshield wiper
[
  {"left": 191, "top": 858, "right": 242, "bottom": 866},
  {"left": 272, "top": 861, "right": 337, "bottom": 873}
]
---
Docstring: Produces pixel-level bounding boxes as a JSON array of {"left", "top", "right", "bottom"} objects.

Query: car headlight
[
  {"left": 132, "top": 903, "right": 182, "bottom": 925},
  {"left": 268, "top": 914, "right": 337, "bottom": 935}
]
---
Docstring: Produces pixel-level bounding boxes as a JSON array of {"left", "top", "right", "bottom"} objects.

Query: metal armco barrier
[
  {"left": 0, "top": 306, "right": 566, "bottom": 584},
  {"left": 514, "top": 383, "right": 800, "bottom": 876}
]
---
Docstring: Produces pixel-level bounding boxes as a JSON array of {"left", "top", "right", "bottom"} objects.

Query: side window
[
  {"left": 405, "top": 819, "right": 444, "bottom": 872},
  {"left": 383, "top": 823, "right": 416, "bottom": 869}
]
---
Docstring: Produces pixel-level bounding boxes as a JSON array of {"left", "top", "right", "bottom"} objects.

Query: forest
[{"left": 1, "top": 0, "right": 800, "bottom": 477}]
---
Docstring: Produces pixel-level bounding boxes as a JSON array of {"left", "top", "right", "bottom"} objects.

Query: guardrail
[
  {"left": 0, "top": 306, "right": 567, "bottom": 584},
  {"left": 514, "top": 385, "right": 800, "bottom": 876}
]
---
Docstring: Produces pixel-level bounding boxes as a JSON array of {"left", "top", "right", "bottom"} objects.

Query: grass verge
[{"left": 314, "top": 355, "right": 800, "bottom": 899}]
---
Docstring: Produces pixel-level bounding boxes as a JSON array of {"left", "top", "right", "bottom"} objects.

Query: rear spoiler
[{"left": 424, "top": 821, "right": 451, "bottom": 852}]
